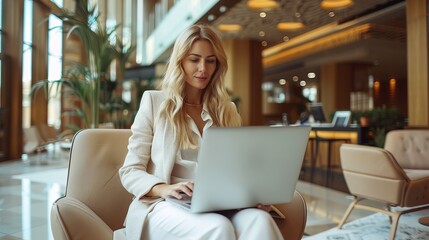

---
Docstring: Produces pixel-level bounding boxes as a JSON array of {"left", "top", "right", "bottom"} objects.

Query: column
[
  {"left": 320, "top": 63, "right": 354, "bottom": 118},
  {"left": 406, "top": 0, "right": 429, "bottom": 127},
  {"left": 31, "top": 1, "right": 50, "bottom": 130},
  {"left": 3, "top": 0, "right": 24, "bottom": 159},
  {"left": 223, "top": 39, "right": 263, "bottom": 126}
]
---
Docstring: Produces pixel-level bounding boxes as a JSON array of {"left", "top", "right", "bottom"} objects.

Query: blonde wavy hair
[{"left": 158, "top": 24, "right": 241, "bottom": 148}]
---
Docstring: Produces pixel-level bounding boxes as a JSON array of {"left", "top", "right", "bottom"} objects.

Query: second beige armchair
[{"left": 338, "top": 129, "right": 429, "bottom": 240}]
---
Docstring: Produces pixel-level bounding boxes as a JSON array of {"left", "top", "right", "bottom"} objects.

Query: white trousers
[{"left": 142, "top": 201, "right": 284, "bottom": 240}]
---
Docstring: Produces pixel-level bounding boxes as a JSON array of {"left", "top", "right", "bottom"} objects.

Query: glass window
[
  {"left": 0, "top": 60, "right": 2, "bottom": 107},
  {"left": 47, "top": 13, "right": 63, "bottom": 127},
  {"left": 0, "top": 0, "right": 2, "bottom": 53},
  {"left": 107, "top": 0, "right": 117, "bottom": 81},
  {"left": 51, "top": 0, "right": 63, "bottom": 8},
  {"left": 106, "top": 0, "right": 117, "bottom": 32},
  {"left": 136, "top": 0, "right": 144, "bottom": 63},
  {"left": 122, "top": 0, "right": 132, "bottom": 49},
  {"left": 22, "top": 0, "right": 33, "bottom": 128},
  {"left": 0, "top": 0, "right": 3, "bottom": 106},
  {"left": 89, "top": 0, "right": 98, "bottom": 11},
  {"left": 303, "top": 87, "right": 317, "bottom": 102}
]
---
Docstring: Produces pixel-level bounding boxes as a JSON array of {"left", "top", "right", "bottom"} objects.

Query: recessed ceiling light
[
  {"left": 247, "top": 0, "right": 280, "bottom": 11},
  {"left": 217, "top": 24, "right": 242, "bottom": 32},
  {"left": 207, "top": 14, "right": 216, "bottom": 21},
  {"left": 320, "top": 0, "right": 354, "bottom": 10},
  {"left": 219, "top": 5, "right": 227, "bottom": 13},
  {"left": 277, "top": 22, "right": 305, "bottom": 31}
]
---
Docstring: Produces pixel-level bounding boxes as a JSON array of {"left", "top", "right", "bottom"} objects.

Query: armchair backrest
[
  {"left": 340, "top": 144, "right": 407, "bottom": 180},
  {"left": 384, "top": 129, "right": 429, "bottom": 169},
  {"left": 66, "top": 128, "right": 133, "bottom": 230}
]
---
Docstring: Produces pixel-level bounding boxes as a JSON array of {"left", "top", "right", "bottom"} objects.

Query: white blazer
[{"left": 119, "top": 90, "right": 241, "bottom": 239}]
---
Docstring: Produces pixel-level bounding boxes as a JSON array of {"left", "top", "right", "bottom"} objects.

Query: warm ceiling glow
[
  {"left": 277, "top": 22, "right": 305, "bottom": 31},
  {"left": 217, "top": 24, "right": 242, "bottom": 32},
  {"left": 320, "top": 0, "right": 354, "bottom": 10},
  {"left": 247, "top": 0, "right": 280, "bottom": 11}
]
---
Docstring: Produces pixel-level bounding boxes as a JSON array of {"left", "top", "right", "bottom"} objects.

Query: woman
[{"left": 119, "top": 24, "right": 284, "bottom": 240}]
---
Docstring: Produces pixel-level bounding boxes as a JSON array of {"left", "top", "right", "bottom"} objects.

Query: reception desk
[
  {"left": 306, "top": 125, "right": 368, "bottom": 171},
  {"left": 310, "top": 124, "right": 369, "bottom": 145},
  {"left": 268, "top": 123, "right": 370, "bottom": 189}
]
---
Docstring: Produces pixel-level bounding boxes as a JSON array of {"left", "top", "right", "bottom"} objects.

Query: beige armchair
[
  {"left": 338, "top": 129, "right": 429, "bottom": 240},
  {"left": 50, "top": 128, "right": 308, "bottom": 240}
]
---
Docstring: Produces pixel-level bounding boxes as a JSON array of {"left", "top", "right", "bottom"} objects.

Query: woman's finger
[
  {"left": 179, "top": 182, "right": 193, "bottom": 196},
  {"left": 256, "top": 204, "right": 272, "bottom": 212}
]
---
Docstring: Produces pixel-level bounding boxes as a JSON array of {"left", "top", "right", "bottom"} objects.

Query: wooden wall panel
[
  {"left": 3, "top": 0, "right": 24, "bottom": 160},
  {"left": 406, "top": 0, "right": 429, "bottom": 127}
]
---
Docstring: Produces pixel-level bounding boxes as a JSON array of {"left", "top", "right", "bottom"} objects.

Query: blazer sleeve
[{"left": 119, "top": 91, "right": 165, "bottom": 200}]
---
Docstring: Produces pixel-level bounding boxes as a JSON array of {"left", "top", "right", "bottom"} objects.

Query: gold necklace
[{"left": 184, "top": 102, "right": 202, "bottom": 107}]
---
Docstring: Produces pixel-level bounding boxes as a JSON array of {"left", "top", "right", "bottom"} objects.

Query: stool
[
  {"left": 419, "top": 217, "right": 429, "bottom": 226},
  {"left": 310, "top": 131, "right": 350, "bottom": 186},
  {"left": 300, "top": 137, "right": 316, "bottom": 177}
]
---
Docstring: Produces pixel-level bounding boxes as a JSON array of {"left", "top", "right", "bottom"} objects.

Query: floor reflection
[{"left": 0, "top": 147, "right": 371, "bottom": 239}]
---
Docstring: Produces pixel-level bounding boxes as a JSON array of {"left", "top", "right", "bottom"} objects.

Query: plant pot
[{"left": 360, "top": 116, "right": 370, "bottom": 127}]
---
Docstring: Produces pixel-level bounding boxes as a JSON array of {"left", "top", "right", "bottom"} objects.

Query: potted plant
[
  {"left": 369, "top": 107, "right": 404, "bottom": 147},
  {"left": 32, "top": 0, "right": 135, "bottom": 133},
  {"left": 357, "top": 110, "right": 371, "bottom": 127},
  {"left": 351, "top": 110, "right": 370, "bottom": 127}
]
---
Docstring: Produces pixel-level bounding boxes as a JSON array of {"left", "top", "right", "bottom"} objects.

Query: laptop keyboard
[{"left": 178, "top": 193, "right": 192, "bottom": 205}]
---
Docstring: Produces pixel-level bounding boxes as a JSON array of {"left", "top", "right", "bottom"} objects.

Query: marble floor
[{"left": 0, "top": 146, "right": 373, "bottom": 240}]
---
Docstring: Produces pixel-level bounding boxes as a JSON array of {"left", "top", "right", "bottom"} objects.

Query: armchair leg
[
  {"left": 386, "top": 205, "right": 393, "bottom": 224},
  {"left": 389, "top": 213, "right": 400, "bottom": 240},
  {"left": 338, "top": 197, "right": 362, "bottom": 229}
]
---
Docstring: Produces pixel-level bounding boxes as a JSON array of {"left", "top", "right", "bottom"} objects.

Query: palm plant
[{"left": 32, "top": 0, "right": 134, "bottom": 131}]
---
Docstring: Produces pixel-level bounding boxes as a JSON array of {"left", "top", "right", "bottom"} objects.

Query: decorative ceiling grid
[{"left": 212, "top": 0, "right": 404, "bottom": 48}]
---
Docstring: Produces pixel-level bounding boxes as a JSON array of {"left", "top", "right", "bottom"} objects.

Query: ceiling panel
[
  {"left": 203, "top": 0, "right": 407, "bottom": 83},
  {"left": 211, "top": 0, "right": 406, "bottom": 48}
]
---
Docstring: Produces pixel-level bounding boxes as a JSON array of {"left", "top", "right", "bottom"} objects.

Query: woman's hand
[
  {"left": 256, "top": 204, "right": 272, "bottom": 212},
  {"left": 149, "top": 181, "right": 194, "bottom": 199}
]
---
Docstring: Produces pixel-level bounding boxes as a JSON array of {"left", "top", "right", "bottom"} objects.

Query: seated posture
[{"left": 119, "top": 24, "right": 286, "bottom": 239}]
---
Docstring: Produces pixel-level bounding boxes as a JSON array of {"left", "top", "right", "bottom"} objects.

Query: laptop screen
[{"left": 310, "top": 103, "right": 326, "bottom": 123}]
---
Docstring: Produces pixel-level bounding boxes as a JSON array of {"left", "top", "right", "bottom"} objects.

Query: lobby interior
[{"left": 1, "top": 0, "right": 429, "bottom": 239}]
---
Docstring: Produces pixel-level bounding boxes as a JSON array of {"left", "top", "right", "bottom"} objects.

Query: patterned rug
[{"left": 304, "top": 209, "right": 429, "bottom": 240}]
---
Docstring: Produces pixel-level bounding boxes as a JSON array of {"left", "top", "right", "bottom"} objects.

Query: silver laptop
[
  {"left": 310, "top": 110, "right": 351, "bottom": 127},
  {"left": 166, "top": 125, "right": 311, "bottom": 213}
]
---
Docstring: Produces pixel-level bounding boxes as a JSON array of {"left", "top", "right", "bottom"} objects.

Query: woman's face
[{"left": 182, "top": 40, "right": 217, "bottom": 91}]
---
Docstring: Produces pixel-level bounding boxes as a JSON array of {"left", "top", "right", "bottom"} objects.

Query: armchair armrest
[
  {"left": 51, "top": 197, "right": 114, "bottom": 240},
  {"left": 272, "top": 191, "right": 307, "bottom": 240}
]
